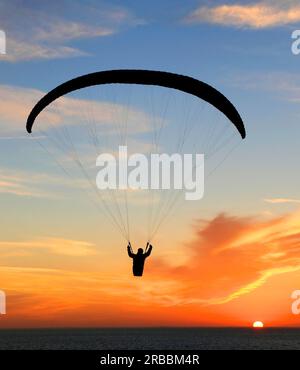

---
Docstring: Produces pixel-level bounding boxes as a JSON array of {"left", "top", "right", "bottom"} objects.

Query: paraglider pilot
[{"left": 127, "top": 242, "right": 153, "bottom": 277}]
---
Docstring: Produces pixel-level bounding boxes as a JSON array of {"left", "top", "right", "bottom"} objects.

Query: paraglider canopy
[{"left": 26, "top": 69, "right": 246, "bottom": 139}]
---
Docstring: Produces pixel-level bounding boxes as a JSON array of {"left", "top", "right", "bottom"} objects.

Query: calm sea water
[{"left": 0, "top": 328, "right": 299, "bottom": 350}]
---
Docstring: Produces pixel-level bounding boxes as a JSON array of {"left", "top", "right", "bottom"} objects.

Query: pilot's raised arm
[
  {"left": 145, "top": 244, "right": 153, "bottom": 257},
  {"left": 127, "top": 243, "right": 134, "bottom": 258}
]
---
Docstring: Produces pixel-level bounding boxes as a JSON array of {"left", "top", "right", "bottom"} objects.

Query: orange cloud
[
  {"left": 149, "top": 211, "right": 300, "bottom": 306},
  {"left": 185, "top": 2, "right": 300, "bottom": 29}
]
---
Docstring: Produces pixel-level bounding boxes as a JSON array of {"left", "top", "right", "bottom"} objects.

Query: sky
[{"left": 0, "top": 0, "right": 300, "bottom": 328}]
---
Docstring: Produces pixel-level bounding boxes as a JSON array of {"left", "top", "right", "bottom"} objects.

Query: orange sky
[{"left": 1, "top": 208, "right": 300, "bottom": 328}]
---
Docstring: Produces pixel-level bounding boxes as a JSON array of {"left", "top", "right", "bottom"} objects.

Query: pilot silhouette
[{"left": 127, "top": 242, "right": 153, "bottom": 276}]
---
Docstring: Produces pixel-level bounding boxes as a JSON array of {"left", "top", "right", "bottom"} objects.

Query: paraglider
[{"left": 26, "top": 69, "right": 246, "bottom": 276}]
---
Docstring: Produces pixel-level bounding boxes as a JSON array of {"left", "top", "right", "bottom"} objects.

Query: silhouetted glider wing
[{"left": 26, "top": 69, "right": 246, "bottom": 138}]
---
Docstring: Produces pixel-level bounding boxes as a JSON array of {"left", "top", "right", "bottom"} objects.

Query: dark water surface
[{"left": 0, "top": 328, "right": 299, "bottom": 350}]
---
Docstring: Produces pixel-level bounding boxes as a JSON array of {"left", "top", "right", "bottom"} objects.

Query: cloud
[
  {"left": 184, "top": 1, "right": 300, "bottom": 29},
  {"left": 34, "top": 20, "right": 112, "bottom": 43},
  {"left": 0, "top": 1, "right": 141, "bottom": 62},
  {"left": 229, "top": 71, "right": 300, "bottom": 103},
  {"left": 0, "top": 237, "right": 97, "bottom": 257},
  {"left": 198, "top": 265, "right": 300, "bottom": 306},
  {"left": 0, "top": 84, "right": 154, "bottom": 135},
  {"left": 4, "top": 39, "right": 88, "bottom": 62},
  {"left": 146, "top": 210, "right": 300, "bottom": 307},
  {"left": 0, "top": 136, "right": 44, "bottom": 140},
  {"left": 264, "top": 198, "right": 300, "bottom": 204},
  {"left": 0, "top": 170, "right": 49, "bottom": 197},
  {"left": 0, "top": 168, "right": 73, "bottom": 198}
]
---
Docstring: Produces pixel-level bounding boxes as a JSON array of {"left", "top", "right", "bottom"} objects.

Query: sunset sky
[{"left": 1, "top": 0, "right": 300, "bottom": 328}]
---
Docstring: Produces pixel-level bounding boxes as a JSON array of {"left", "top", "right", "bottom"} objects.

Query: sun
[{"left": 252, "top": 321, "right": 264, "bottom": 328}]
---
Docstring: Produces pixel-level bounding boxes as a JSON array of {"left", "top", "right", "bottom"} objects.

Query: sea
[{"left": 0, "top": 328, "right": 299, "bottom": 350}]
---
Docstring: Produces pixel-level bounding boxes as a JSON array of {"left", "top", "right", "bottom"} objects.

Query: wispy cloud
[
  {"left": 197, "top": 265, "right": 300, "bottom": 306},
  {"left": 0, "top": 237, "right": 97, "bottom": 257},
  {"left": 0, "top": 1, "right": 141, "bottom": 61},
  {"left": 5, "top": 38, "right": 88, "bottom": 62},
  {"left": 0, "top": 84, "right": 154, "bottom": 135},
  {"left": 264, "top": 198, "right": 300, "bottom": 204},
  {"left": 0, "top": 169, "right": 50, "bottom": 197},
  {"left": 0, "top": 168, "right": 83, "bottom": 198},
  {"left": 184, "top": 1, "right": 300, "bottom": 29},
  {"left": 229, "top": 71, "right": 300, "bottom": 103}
]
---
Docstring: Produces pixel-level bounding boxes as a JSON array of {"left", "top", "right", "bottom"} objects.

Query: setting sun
[{"left": 253, "top": 321, "right": 264, "bottom": 328}]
